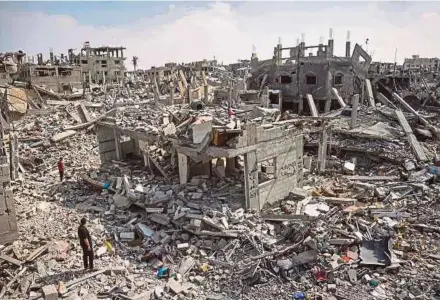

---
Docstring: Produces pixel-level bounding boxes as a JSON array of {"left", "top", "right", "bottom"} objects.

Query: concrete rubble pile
[{"left": 2, "top": 76, "right": 440, "bottom": 300}]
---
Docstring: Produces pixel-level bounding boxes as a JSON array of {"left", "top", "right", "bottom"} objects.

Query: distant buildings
[
  {"left": 403, "top": 55, "right": 439, "bottom": 73},
  {"left": 248, "top": 30, "right": 372, "bottom": 113},
  {"left": 71, "top": 42, "right": 127, "bottom": 84}
]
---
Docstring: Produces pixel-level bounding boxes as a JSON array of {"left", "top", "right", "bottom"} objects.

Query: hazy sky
[{"left": 1, "top": 1, "right": 439, "bottom": 69}]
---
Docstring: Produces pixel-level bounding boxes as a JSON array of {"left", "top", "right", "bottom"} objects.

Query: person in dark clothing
[
  {"left": 78, "top": 217, "right": 94, "bottom": 270},
  {"left": 57, "top": 157, "right": 64, "bottom": 182}
]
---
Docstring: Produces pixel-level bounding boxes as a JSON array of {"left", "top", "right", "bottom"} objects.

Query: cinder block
[
  {"left": 0, "top": 214, "right": 11, "bottom": 234},
  {"left": 5, "top": 189, "right": 12, "bottom": 200},
  {"left": 0, "top": 197, "right": 5, "bottom": 214},
  {"left": 1, "top": 165, "right": 9, "bottom": 175},
  {"left": 99, "top": 140, "right": 116, "bottom": 153},
  {"left": 8, "top": 212, "right": 17, "bottom": 231},
  {"left": 42, "top": 284, "right": 58, "bottom": 300}
]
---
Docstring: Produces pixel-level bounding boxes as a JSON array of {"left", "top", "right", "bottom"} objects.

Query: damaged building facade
[
  {"left": 95, "top": 110, "right": 304, "bottom": 211},
  {"left": 72, "top": 42, "right": 127, "bottom": 84},
  {"left": 0, "top": 96, "right": 18, "bottom": 245},
  {"left": 4, "top": 25, "right": 440, "bottom": 299},
  {"left": 18, "top": 65, "right": 82, "bottom": 93},
  {"left": 247, "top": 30, "right": 372, "bottom": 114}
]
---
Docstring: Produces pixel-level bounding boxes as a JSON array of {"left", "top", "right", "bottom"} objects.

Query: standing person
[
  {"left": 78, "top": 217, "right": 94, "bottom": 270},
  {"left": 227, "top": 105, "right": 234, "bottom": 119},
  {"left": 57, "top": 157, "right": 64, "bottom": 182}
]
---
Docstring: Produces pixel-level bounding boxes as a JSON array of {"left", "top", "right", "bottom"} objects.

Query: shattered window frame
[
  {"left": 258, "top": 157, "right": 277, "bottom": 186},
  {"left": 334, "top": 73, "right": 343, "bottom": 85},
  {"left": 279, "top": 74, "right": 292, "bottom": 84},
  {"left": 305, "top": 72, "right": 317, "bottom": 85}
]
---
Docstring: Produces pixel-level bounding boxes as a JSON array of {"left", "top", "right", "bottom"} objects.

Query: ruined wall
[
  {"left": 257, "top": 134, "right": 303, "bottom": 209},
  {"left": 0, "top": 156, "right": 17, "bottom": 244},
  {"left": 250, "top": 57, "right": 354, "bottom": 105},
  {"left": 81, "top": 56, "right": 125, "bottom": 83},
  {"left": 24, "top": 67, "right": 82, "bottom": 92},
  {"left": 242, "top": 125, "right": 304, "bottom": 210},
  {"left": 96, "top": 124, "right": 117, "bottom": 164}
]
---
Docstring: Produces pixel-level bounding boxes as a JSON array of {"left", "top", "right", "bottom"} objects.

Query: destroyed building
[
  {"left": 0, "top": 51, "right": 26, "bottom": 85},
  {"left": 18, "top": 65, "right": 83, "bottom": 93},
  {"left": 0, "top": 95, "right": 18, "bottom": 245},
  {"left": 403, "top": 54, "right": 440, "bottom": 73},
  {"left": 4, "top": 32, "right": 440, "bottom": 300},
  {"left": 70, "top": 41, "right": 126, "bottom": 84},
  {"left": 248, "top": 30, "right": 372, "bottom": 114}
]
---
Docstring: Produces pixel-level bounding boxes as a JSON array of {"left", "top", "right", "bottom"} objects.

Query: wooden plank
[
  {"left": 64, "top": 108, "right": 116, "bottom": 131},
  {"left": 345, "top": 175, "right": 399, "bottom": 181},
  {"left": 317, "top": 196, "right": 357, "bottom": 205},
  {"left": 306, "top": 94, "right": 318, "bottom": 117},
  {"left": 0, "top": 254, "right": 23, "bottom": 266},
  {"left": 365, "top": 79, "right": 375, "bottom": 107},
  {"left": 0, "top": 266, "right": 28, "bottom": 298},
  {"left": 26, "top": 245, "right": 48, "bottom": 262},
  {"left": 65, "top": 269, "right": 106, "bottom": 288},
  {"left": 351, "top": 94, "right": 360, "bottom": 129},
  {"left": 261, "top": 214, "right": 315, "bottom": 222}
]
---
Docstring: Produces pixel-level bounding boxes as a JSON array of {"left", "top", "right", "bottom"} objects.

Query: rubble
[{"left": 3, "top": 34, "right": 440, "bottom": 300}]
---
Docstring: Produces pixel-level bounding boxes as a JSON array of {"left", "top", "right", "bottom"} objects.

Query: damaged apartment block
[
  {"left": 0, "top": 111, "right": 17, "bottom": 244},
  {"left": 247, "top": 29, "right": 372, "bottom": 114},
  {"left": 95, "top": 110, "right": 303, "bottom": 211}
]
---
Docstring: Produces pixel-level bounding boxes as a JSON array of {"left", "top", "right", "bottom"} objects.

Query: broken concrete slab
[{"left": 50, "top": 130, "right": 76, "bottom": 143}]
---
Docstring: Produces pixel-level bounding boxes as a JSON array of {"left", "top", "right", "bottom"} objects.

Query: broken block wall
[
  {"left": 258, "top": 134, "right": 303, "bottom": 209},
  {"left": 96, "top": 124, "right": 117, "bottom": 163},
  {"left": 0, "top": 156, "right": 17, "bottom": 244},
  {"left": 242, "top": 125, "right": 304, "bottom": 210}
]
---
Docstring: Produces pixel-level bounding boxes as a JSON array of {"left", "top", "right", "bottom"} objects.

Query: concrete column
[
  {"left": 178, "top": 153, "right": 188, "bottom": 185},
  {"left": 360, "top": 81, "right": 365, "bottom": 106},
  {"left": 169, "top": 82, "right": 174, "bottom": 105},
  {"left": 153, "top": 76, "right": 160, "bottom": 105},
  {"left": 187, "top": 86, "right": 192, "bottom": 103},
  {"left": 261, "top": 86, "right": 270, "bottom": 108},
  {"left": 9, "top": 133, "right": 16, "bottom": 180},
  {"left": 114, "top": 128, "right": 122, "bottom": 160},
  {"left": 226, "top": 157, "right": 236, "bottom": 175},
  {"left": 244, "top": 150, "right": 259, "bottom": 211},
  {"left": 13, "top": 134, "right": 18, "bottom": 180},
  {"left": 232, "top": 86, "right": 238, "bottom": 105},
  {"left": 324, "top": 68, "right": 332, "bottom": 113},
  {"left": 345, "top": 41, "right": 351, "bottom": 58},
  {"left": 317, "top": 127, "right": 329, "bottom": 172},
  {"left": 170, "top": 148, "right": 176, "bottom": 169},
  {"left": 203, "top": 85, "right": 209, "bottom": 103},
  {"left": 365, "top": 79, "right": 375, "bottom": 107},
  {"left": 350, "top": 94, "right": 360, "bottom": 129},
  {"left": 179, "top": 70, "right": 188, "bottom": 88},
  {"left": 143, "top": 153, "right": 150, "bottom": 168},
  {"left": 228, "top": 83, "right": 232, "bottom": 106},
  {"left": 298, "top": 95, "right": 304, "bottom": 115}
]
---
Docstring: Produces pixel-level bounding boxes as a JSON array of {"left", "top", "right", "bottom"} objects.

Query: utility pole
[
  {"left": 132, "top": 56, "right": 138, "bottom": 80},
  {"left": 391, "top": 48, "right": 398, "bottom": 91},
  {"left": 297, "top": 38, "right": 302, "bottom": 114}
]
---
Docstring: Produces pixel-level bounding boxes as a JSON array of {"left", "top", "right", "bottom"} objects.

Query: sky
[{"left": 1, "top": 1, "right": 440, "bottom": 70}]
